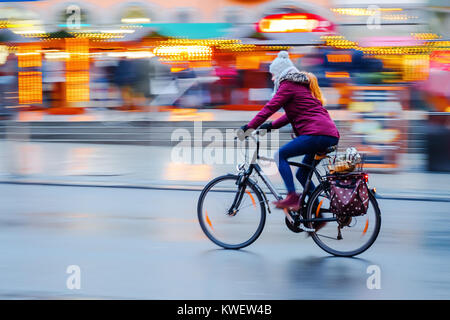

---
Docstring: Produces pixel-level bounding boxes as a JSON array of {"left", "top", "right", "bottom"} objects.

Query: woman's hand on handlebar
[
  {"left": 236, "top": 123, "right": 273, "bottom": 140},
  {"left": 240, "top": 124, "right": 249, "bottom": 132},
  {"left": 259, "top": 122, "right": 272, "bottom": 133},
  {"left": 236, "top": 124, "right": 254, "bottom": 141}
]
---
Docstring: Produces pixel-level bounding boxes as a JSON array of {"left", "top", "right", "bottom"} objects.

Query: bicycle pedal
[{"left": 299, "top": 223, "right": 315, "bottom": 232}]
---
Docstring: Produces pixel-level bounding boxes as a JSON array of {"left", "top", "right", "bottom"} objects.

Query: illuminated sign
[
  {"left": 326, "top": 54, "right": 352, "bottom": 63},
  {"left": 257, "top": 13, "right": 335, "bottom": 33},
  {"left": 153, "top": 45, "right": 212, "bottom": 61}
]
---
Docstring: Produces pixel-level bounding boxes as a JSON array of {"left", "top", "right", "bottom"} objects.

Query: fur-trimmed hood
[
  {"left": 278, "top": 71, "right": 309, "bottom": 85},
  {"left": 272, "top": 69, "right": 310, "bottom": 97}
]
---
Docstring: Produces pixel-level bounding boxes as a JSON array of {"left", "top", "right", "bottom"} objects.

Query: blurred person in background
[
  {"left": 113, "top": 56, "right": 137, "bottom": 110},
  {"left": 241, "top": 51, "right": 340, "bottom": 211},
  {"left": 133, "top": 57, "right": 151, "bottom": 109},
  {"left": 90, "top": 57, "right": 115, "bottom": 109}
]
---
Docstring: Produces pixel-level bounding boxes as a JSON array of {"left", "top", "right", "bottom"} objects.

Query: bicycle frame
[{"left": 234, "top": 130, "right": 337, "bottom": 228}]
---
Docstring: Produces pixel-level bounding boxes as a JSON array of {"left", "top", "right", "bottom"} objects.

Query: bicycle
[{"left": 197, "top": 129, "right": 381, "bottom": 257}]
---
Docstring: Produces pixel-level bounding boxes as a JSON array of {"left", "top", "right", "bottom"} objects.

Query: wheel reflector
[
  {"left": 205, "top": 210, "right": 213, "bottom": 230},
  {"left": 246, "top": 190, "right": 256, "bottom": 208},
  {"left": 362, "top": 219, "right": 369, "bottom": 235},
  {"left": 316, "top": 199, "right": 324, "bottom": 216}
]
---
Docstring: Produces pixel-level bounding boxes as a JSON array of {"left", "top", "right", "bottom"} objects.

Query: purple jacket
[{"left": 247, "top": 75, "right": 340, "bottom": 139}]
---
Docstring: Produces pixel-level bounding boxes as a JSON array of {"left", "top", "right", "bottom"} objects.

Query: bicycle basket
[{"left": 324, "top": 147, "right": 364, "bottom": 175}]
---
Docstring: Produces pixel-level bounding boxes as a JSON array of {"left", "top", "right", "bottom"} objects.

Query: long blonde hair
[{"left": 306, "top": 72, "right": 326, "bottom": 106}]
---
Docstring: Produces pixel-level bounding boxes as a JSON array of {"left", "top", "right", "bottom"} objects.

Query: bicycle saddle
[{"left": 314, "top": 145, "right": 337, "bottom": 160}]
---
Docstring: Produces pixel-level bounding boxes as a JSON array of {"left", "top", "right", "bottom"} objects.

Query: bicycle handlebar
[
  {"left": 234, "top": 129, "right": 263, "bottom": 164},
  {"left": 234, "top": 128, "right": 263, "bottom": 142}
]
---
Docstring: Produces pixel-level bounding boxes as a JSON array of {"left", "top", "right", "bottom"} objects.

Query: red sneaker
[{"left": 273, "top": 192, "right": 301, "bottom": 211}]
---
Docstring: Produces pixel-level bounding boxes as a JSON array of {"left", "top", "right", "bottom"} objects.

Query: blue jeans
[{"left": 275, "top": 135, "right": 339, "bottom": 194}]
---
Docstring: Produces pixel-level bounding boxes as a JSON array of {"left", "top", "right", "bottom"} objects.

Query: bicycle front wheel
[
  {"left": 197, "top": 175, "right": 266, "bottom": 249},
  {"left": 306, "top": 184, "right": 381, "bottom": 257}
]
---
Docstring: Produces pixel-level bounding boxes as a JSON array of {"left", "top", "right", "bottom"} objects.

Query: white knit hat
[
  {"left": 269, "top": 51, "right": 295, "bottom": 79},
  {"left": 269, "top": 51, "right": 301, "bottom": 97}
]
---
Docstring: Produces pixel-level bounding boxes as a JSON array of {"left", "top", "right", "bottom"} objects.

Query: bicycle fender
[
  {"left": 368, "top": 188, "right": 381, "bottom": 215},
  {"left": 246, "top": 177, "right": 271, "bottom": 214}
]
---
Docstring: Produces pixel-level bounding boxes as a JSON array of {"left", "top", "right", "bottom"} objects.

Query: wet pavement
[
  {"left": 0, "top": 141, "right": 448, "bottom": 201},
  {"left": 1, "top": 183, "right": 449, "bottom": 299}
]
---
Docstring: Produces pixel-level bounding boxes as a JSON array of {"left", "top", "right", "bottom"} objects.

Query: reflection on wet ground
[
  {"left": 1, "top": 142, "right": 449, "bottom": 200},
  {"left": 1, "top": 184, "right": 449, "bottom": 299}
]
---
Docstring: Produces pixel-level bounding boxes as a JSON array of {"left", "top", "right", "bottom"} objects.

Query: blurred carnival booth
[{"left": 0, "top": 0, "right": 449, "bottom": 172}]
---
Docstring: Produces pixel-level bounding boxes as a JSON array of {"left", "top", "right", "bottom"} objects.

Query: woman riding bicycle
[{"left": 241, "top": 51, "right": 340, "bottom": 211}]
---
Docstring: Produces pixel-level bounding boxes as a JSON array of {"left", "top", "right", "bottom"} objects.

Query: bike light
[{"left": 363, "top": 174, "right": 369, "bottom": 183}]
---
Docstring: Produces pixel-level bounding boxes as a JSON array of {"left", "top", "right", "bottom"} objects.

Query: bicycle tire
[
  {"left": 306, "top": 184, "right": 381, "bottom": 257},
  {"left": 197, "top": 174, "right": 266, "bottom": 249}
]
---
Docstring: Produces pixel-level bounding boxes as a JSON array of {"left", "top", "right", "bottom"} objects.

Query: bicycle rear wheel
[
  {"left": 197, "top": 174, "right": 266, "bottom": 249},
  {"left": 306, "top": 184, "right": 381, "bottom": 257}
]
